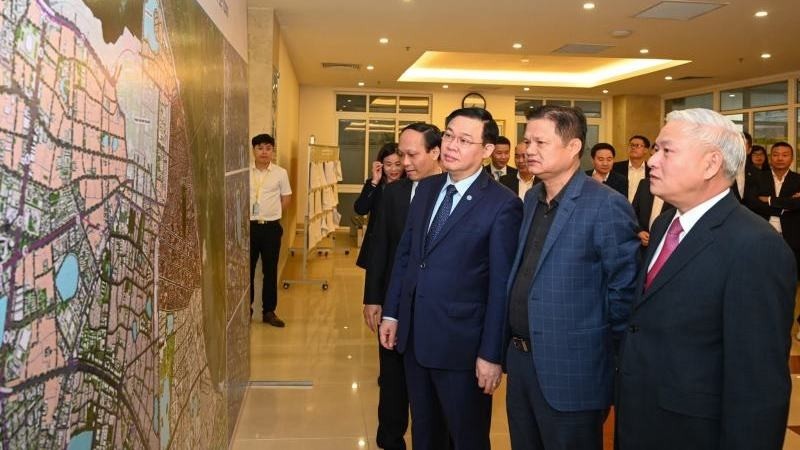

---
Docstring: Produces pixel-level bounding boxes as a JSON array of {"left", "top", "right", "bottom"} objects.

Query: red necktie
[{"left": 645, "top": 217, "right": 683, "bottom": 290}]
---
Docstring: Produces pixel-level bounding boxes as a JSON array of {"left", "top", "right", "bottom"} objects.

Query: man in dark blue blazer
[
  {"left": 379, "top": 108, "right": 522, "bottom": 450},
  {"left": 505, "top": 105, "right": 640, "bottom": 450},
  {"left": 616, "top": 109, "right": 796, "bottom": 450}
]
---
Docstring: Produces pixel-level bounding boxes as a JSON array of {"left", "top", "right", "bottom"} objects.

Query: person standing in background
[
  {"left": 484, "top": 135, "right": 517, "bottom": 181},
  {"left": 354, "top": 142, "right": 404, "bottom": 270},
  {"left": 250, "top": 133, "right": 292, "bottom": 327}
]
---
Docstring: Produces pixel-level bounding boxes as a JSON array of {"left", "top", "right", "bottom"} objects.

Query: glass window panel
[
  {"left": 545, "top": 99, "right": 571, "bottom": 107},
  {"left": 368, "top": 120, "right": 397, "bottom": 165},
  {"left": 580, "top": 125, "right": 599, "bottom": 172},
  {"left": 369, "top": 95, "right": 397, "bottom": 113},
  {"left": 723, "top": 113, "right": 749, "bottom": 134},
  {"left": 336, "top": 94, "right": 366, "bottom": 112},
  {"left": 665, "top": 93, "right": 713, "bottom": 114},
  {"left": 575, "top": 100, "right": 602, "bottom": 118},
  {"left": 753, "top": 109, "right": 788, "bottom": 148},
  {"left": 338, "top": 119, "right": 367, "bottom": 184},
  {"left": 338, "top": 192, "right": 360, "bottom": 229},
  {"left": 515, "top": 99, "right": 543, "bottom": 116},
  {"left": 721, "top": 81, "right": 788, "bottom": 111},
  {"left": 399, "top": 96, "right": 430, "bottom": 114},
  {"left": 516, "top": 122, "right": 526, "bottom": 142}
]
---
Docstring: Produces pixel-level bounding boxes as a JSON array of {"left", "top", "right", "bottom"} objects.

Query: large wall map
[{"left": 0, "top": 0, "right": 249, "bottom": 448}]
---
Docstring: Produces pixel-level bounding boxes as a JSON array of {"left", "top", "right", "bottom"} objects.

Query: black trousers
[
  {"left": 377, "top": 342, "right": 409, "bottom": 450},
  {"left": 250, "top": 220, "right": 282, "bottom": 315},
  {"left": 506, "top": 342, "right": 607, "bottom": 450}
]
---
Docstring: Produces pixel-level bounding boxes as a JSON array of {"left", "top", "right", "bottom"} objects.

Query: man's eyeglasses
[{"left": 442, "top": 131, "right": 484, "bottom": 148}]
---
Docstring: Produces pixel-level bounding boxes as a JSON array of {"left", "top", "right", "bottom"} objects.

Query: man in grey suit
[
  {"left": 616, "top": 109, "right": 796, "bottom": 450},
  {"left": 505, "top": 105, "right": 640, "bottom": 449}
]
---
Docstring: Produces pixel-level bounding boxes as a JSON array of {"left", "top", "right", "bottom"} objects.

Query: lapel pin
[{"left": 466, "top": 195, "right": 472, "bottom": 201}]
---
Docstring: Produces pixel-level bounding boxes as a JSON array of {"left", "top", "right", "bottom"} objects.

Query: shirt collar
[
  {"left": 592, "top": 170, "right": 609, "bottom": 181},
  {"left": 672, "top": 189, "right": 729, "bottom": 236},
  {"left": 253, "top": 163, "right": 273, "bottom": 173},
  {"left": 537, "top": 169, "right": 580, "bottom": 206},
  {"left": 446, "top": 167, "right": 484, "bottom": 196}
]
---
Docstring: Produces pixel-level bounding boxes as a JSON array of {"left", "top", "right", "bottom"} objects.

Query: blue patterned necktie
[{"left": 425, "top": 185, "right": 458, "bottom": 252}]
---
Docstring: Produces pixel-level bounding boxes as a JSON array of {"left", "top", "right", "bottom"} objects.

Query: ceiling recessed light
[
  {"left": 347, "top": 99, "right": 352, "bottom": 102},
  {"left": 366, "top": 65, "right": 374, "bottom": 71},
  {"left": 611, "top": 29, "right": 632, "bottom": 38},
  {"left": 640, "top": 48, "right": 649, "bottom": 54},
  {"left": 583, "top": 2, "right": 596, "bottom": 10},
  {"left": 358, "top": 81, "right": 365, "bottom": 86},
  {"left": 754, "top": 10, "right": 768, "bottom": 17},
  {"left": 728, "top": 94, "right": 736, "bottom": 98},
  {"left": 761, "top": 53, "right": 771, "bottom": 59},
  {"left": 521, "top": 58, "right": 530, "bottom": 63},
  {"left": 523, "top": 87, "right": 530, "bottom": 91},
  {"left": 664, "top": 75, "right": 673, "bottom": 80},
  {"left": 602, "top": 89, "right": 609, "bottom": 94},
  {"left": 379, "top": 37, "right": 389, "bottom": 44},
  {"left": 442, "top": 84, "right": 449, "bottom": 89},
  {"left": 512, "top": 43, "right": 523, "bottom": 49}
]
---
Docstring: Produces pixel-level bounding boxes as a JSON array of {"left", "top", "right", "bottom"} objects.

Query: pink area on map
[{"left": 29, "top": 141, "right": 57, "bottom": 188}]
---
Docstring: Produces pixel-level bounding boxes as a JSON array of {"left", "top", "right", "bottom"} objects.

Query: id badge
[{"left": 252, "top": 202, "right": 260, "bottom": 215}]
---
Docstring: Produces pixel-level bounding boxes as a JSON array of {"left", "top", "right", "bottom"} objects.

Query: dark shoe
[{"left": 263, "top": 312, "right": 285, "bottom": 328}]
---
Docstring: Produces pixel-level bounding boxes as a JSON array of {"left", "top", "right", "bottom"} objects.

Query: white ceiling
[{"left": 250, "top": 0, "right": 800, "bottom": 97}]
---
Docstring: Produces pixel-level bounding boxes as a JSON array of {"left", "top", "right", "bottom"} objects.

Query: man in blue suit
[
  {"left": 505, "top": 105, "right": 640, "bottom": 449},
  {"left": 379, "top": 107, "right": 522, "bottom": 450}
]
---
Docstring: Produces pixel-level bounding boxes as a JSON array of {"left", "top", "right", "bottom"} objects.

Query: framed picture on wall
[{"left": 496, "top": 119, "right": 505, "bottom": 137}]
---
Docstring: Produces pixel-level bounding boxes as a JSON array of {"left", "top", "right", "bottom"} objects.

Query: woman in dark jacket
[{"left": 354, "top": 142, "right": 404, "bottom": 268}]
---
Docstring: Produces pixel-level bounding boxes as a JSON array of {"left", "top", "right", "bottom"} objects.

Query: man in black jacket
[{"left": 363, "top": 122, "right": 442, "bottom": 450}]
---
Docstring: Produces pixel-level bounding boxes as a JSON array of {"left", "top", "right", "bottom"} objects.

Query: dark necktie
[
  {"left": 425, "top": 185, "right": 458, "bottom": 252},
  {"left": 645, "top": 217, "right": 683, "bottom": 290}
]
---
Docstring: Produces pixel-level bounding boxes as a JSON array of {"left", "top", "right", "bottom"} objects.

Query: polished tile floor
[{"left": 232, "top": 232, "right": 800, "bottom": 449}]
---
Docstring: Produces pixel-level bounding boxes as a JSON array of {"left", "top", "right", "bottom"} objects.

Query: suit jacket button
[
  {"left": 420, "top": 262, "right": 426, "bottom": 269},
  {"left": 628, "top": 324, "right": 639, "bottom": 333}
]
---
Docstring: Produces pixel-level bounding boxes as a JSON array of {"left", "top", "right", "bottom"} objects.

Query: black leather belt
[
  {"left": 251, "top": 219, "right": 280, "bottom": 225},
  {"left": 511, "top": 336, "right": 531, "bottom": 353}
]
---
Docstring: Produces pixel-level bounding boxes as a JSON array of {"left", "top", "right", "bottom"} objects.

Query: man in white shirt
[
  {"left": 250, "top": 133, "right": 292, "bottom": 327},
  {"left": 616, "top": 109, "right": 796, "bottom": 450},
  {"left": 484, "top": 135, "right": 517, "bottom": 181},
  {"left": 612, "top": 135, "right": 650, "bottom": 202},
  {"left": 499, "top": 141, "right": 536, "bottom": 200}
]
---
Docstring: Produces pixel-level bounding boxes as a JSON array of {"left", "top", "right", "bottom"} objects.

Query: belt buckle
[{"left": 512, "top": 337, "right": 530, "bottom": 352}]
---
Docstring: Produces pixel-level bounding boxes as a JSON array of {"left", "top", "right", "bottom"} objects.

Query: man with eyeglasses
[
  {"left": 379, "top": 108, "right": 522, "bottom": 450},
  {"left": 613, "top": 135, "right": 651, "bottom": 202}
]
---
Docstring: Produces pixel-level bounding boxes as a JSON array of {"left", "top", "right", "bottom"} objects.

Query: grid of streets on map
[{"left": 0, "top": 0, "right": 225, "bottom": 448}]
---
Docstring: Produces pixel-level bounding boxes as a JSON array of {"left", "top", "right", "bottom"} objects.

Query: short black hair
[
  {"left": 526, "top": 105, "right": 587, "bottom": 158},
  {"left": 496, "top": 136, "right": 511, "bottom": 147},
  {"left": 445, "top": 107, "right": 499, "bottom": 146},
  {"left": 743, "top": 131, "right": 753, "bottom": 147},
  {"left": 771, "top": 141, "right": 795, "bottom": 154},
  {"left": 750, "top": 144, "right": 766, "bottom": 156},
  {"left": 251, "top": 133, "right": 274, "bottom": 148},
  {"left": 401, "top": 122, "right": 442, "bottom": 155},
  {"left": 591, "top": 142, "right": 616, "bottom": 158},
  {"left": 629, "top": 135, "right": 651, "bottom": 149}
]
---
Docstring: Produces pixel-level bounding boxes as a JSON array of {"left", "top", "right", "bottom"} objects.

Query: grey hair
[{"left": 665, "top": 108, "right": 745, "bottom": 181}]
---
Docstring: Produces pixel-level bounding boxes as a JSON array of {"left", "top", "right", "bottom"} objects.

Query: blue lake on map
[
  {"left": 56, "top": 254, "right": 79, "bottom": 301},
  {"left": 66, "top": 430, "right": 93, "bottom": 450},
  {"left": 160, "top": 378, "right": 171, "bottom": 448},
  {"left": 0, "top": 296, "right": 7, "bottom": 337},
  {"left": 144, "top": 0, "right": 160, "bottom": 52}
]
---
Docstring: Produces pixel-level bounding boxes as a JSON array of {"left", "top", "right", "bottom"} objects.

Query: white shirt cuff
[{"left": 381, "top": 316, "right": 398, "bottom": 322}]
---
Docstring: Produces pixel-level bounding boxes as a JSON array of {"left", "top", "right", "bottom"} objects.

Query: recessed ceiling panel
[
  {"left": 634, "top": 1, "right": 726, "bottom": 20},
  {"left": 398, "top": 51, "right": 691, "bottom": 88}
]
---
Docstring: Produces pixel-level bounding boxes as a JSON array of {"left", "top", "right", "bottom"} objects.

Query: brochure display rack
[{"left": 282, "top": 144, "right": 342, "bottom": 290}]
